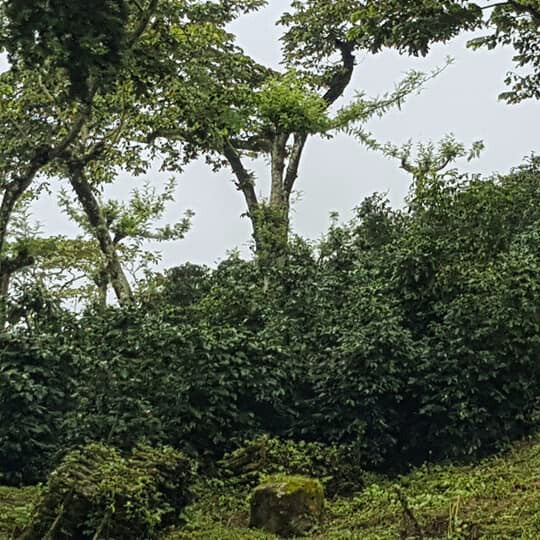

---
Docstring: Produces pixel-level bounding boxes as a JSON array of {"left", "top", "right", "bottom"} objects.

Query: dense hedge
[{"left": 1, "top": 159, "right": 539, "bottom": 484}]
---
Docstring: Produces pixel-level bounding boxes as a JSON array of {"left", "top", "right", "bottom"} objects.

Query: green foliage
[
  {"left": 143, "top": 263, "right": 213, "bottom": 310},
  {"left": 348, "top": 0, "right": 482, "bottom": 55},
  {"left": 0, "top": 485, "right": 41, "bottom": 539},
  {"left": 0, "top": 310, "right": 77, "bottom": 485},
  {"left": 0, "top": 156, "right": 538, "bottom": 487},
  {"left": 62, "top": 301, "right": 295, "bottom": 457},
  {"left": 220, "top": 435, "right": 366, "bottom": 498},
  {"left": 163, "top": 435, "right": 540, "bottom": 538},
  {"left": 6, "top": 437, "right": 540, "bottom": 539},
  {"left": 64, "top": 158, "right": 540, "bottom": 469},
  {"left": 390, "top": 157, "right": 540, "bottom": 462},
  {"left": 59, "top": 178, "right": 192, "bottom": 245},
  {"left": 468, "top": 0, "right": 540, "bottom": 103},
  {"left": 23, "top": 442, "right": 196, "bottom": 539},
  {"left": 56, "top": 176, "right": 194, "bottom": 300},
  {"left": 1, "top": 0, "right": 129, "bottom": 99},
  {"left": 257, "top": 72, "right": 329, "bottom": 133},
  {"left": 279, "top": 0, "right": 481, "bottom": 70}
]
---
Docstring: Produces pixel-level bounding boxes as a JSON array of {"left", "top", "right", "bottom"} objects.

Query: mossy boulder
[
  {"left": 220, "top": 435, "right": 366, "bottom": 497},
  {"left": 249, "top": 474, "right": 324, "bottom": 537},
  {"left": 20, "top": 442, "right": 196, "bottom": 540}
]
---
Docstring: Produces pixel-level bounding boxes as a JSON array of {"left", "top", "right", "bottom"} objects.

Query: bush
[
  {"left": 21, "top": 442, "right": 196, "bottom": 540},
  {"left": 64, "top": 304, "right": 296, "bottom": 457},
  {"left": 220, "top": 435, "right": 367, "bottom": 497},
  {"left": 402, "top": 247, "right": 540, "bottom": 462},
  {"left": 0, "top": 332, "right": 77, "bottom": 485},
  {"left": 2, "top": 159, "right": 538, "bottom": 483}
]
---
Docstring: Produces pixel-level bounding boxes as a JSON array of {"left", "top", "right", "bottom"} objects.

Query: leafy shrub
[
  {"left": 402, "top": 247, "right": 540, "bottom": 462},
  {"left": 302, "top": 290, "right": 416, "bottom": 468},
  {"left": 0, "top": 332, "right": 77, "bottom": 485},
  {"left": 220, "top": 435, "right": 367, "bottom": 497},
  {"left": 2, "top": 159, "right": 538, "bottom": 483},
  {"left": 22, "top": 442, "right": 196, "bottom": 540},
  {"left": 390, "top": 160, "right": 540, "bottom": 463},
  {"left": 64, "top": 304, "right": 296, "bottom": 457}
]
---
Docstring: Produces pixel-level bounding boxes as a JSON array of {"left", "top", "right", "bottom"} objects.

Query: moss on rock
[{"left": 249, "top": 474, "right": 324, "bottom": 537}]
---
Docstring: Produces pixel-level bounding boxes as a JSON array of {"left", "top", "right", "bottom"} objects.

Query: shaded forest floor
[{"left": 3, "top": 435, "right": 540, "bottom": 539}]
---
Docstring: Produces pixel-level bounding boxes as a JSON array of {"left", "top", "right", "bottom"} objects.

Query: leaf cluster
[
  {"left": 1, "top": 0, "right": 130, "bottom": 99},
  {"left": 468, "top": 0, "right": 540, "bottom": 103}
]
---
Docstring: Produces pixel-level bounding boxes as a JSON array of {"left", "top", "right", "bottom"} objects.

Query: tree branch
[
  {"left": 1, "top": 250, "right": 35, "bottom": 275},
  {"left": 146, "top": 127, "right": 186, "bottom": 144},
  {"left": 127, "top": 0, "right": 160, "bottom": 48},
  {"left": 68, "top": 163, "right": 133, "bottom": 304},
  {"left": 270, "top": 132, "right": 289, "bottom": 206},
  {"left": 230, "top": 134, "right": 273, "bottom": 154},
  {"left": 222, "top": 142, "right": 258, "bottom": 214},
  {"left": 284, "top": 133, "right": 307, "bottom": 198},
  {"left": 322, "top": 39, "right": 355, "bottom": 106}
]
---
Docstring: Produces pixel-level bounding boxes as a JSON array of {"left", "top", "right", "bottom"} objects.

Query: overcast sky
[{"left": 6, "top": 0, "right": 540, "bottom": 268}]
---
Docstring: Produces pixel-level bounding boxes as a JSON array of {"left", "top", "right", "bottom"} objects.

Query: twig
[
  {"left": 394, "top": 486, "right": 424, "bottom": 539},
  {"left": 92, "top": 510, "right": 111, "bottom": 540},
  {"left": 43, "top": 491, "right": 73, "bottom": 540}
]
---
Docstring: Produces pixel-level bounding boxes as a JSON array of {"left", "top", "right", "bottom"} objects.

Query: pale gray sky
[{"left": 6, "top": 1, "right": 540, "bottom": 268}]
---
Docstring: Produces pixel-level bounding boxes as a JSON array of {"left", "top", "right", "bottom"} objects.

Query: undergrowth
[
  {"left": 166, "top": 434, "right": 540, "bottom": 539},
  {"left": 3, "top": 434, "right": 540, "bottom": 538}
]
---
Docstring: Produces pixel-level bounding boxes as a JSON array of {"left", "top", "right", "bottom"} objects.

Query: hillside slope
[
  {"left": 170, "top": 435, "right": 540, "bottom": 539},
  {"left": 3, "top": 435, "right": 540, "bottom": 539}
]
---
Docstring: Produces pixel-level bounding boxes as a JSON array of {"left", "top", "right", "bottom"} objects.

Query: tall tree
[
  {"left": 0, "top": 0, "right": 167, "bottom": 318},
  {"left": 0, "top": 66, "right": 91, "bottom": 324},
  {"left": 0, "top": 0, "right": 261, "bottom": 308},
  {"left": 148, "top": 0, "right": 479, "bottom": 258},
  {"left": 58, "top": 178, "right": 192, "bottom": 305}
]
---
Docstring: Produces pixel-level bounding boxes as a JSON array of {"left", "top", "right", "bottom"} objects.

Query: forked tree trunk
[{"left": 222, "top": 42, "right": 354, "bottom": 260}]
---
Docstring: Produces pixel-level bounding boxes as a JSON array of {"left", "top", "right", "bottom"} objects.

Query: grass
[
  {"left": 3, "top": 435, "right": 540, "bottom": 539},
  {"left": 165, "top": 435, "right": 540, "bottom": 539}
]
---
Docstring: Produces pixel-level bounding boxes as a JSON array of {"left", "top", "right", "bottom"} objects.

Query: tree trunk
[
  {"left": 68, "top": 165, "right": 133, "bottom": 305},
  {"left": 0, "top": 250, "right": 35, "bottom": 330},
  {"left": 222, "top": 41, "right": 354, "bottom": 259},
  {"left": 250, "top": 201, "right": 290, "bottom": 260},
  {"left": 0, "top": 184, "right": 27, "bottom": 329}
]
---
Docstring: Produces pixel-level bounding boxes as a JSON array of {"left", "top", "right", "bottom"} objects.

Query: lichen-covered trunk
[
  {"left": 0, "top": 270, "right": 9, "bottom": 331},
  {"left": 250, "top": 132, "right": 305, "bottom": 260},
  {"left": 69, "top": 167, "right": 133, "bottom": 305},
  {"left": 250, "top": 201, "right": 290, "bottom": 261}
]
